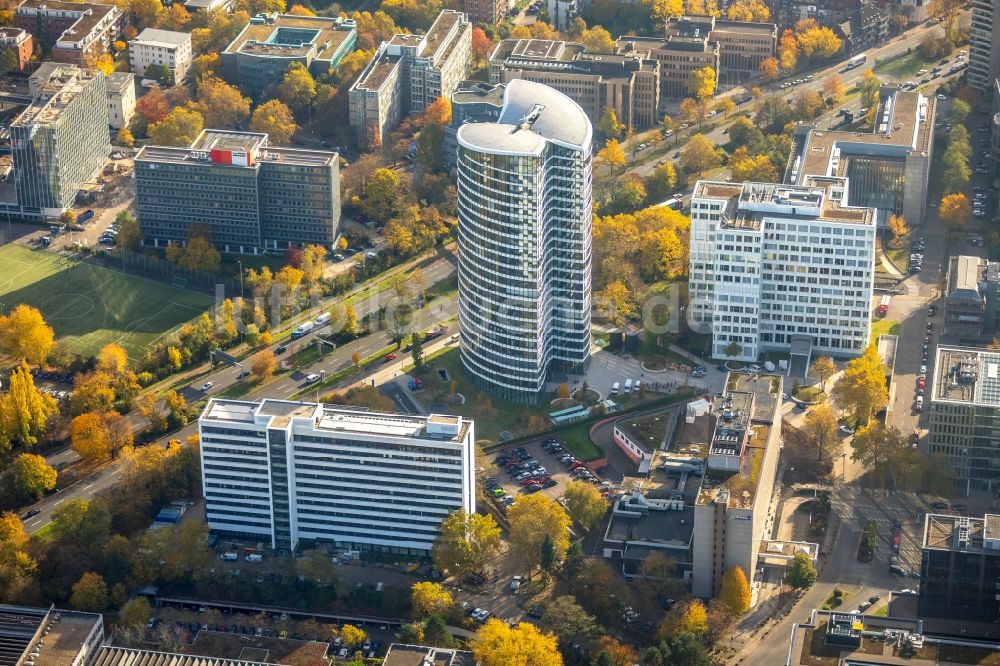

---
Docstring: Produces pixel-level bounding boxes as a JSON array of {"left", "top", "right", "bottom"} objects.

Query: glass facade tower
[{"left": 456, "top": 80, "right": 593, "bottom": 404}]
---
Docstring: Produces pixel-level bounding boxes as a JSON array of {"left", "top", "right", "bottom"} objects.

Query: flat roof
[
  {"left": 132, "top": 27, "right": 190, "bottom": 47},
  {"left": 93, "top": 647, "right": 276, "bottom": 666},
  {"left": 105, "top": 72, "right": 134, "bottom": 91},
  {"left": 790, "top": 89, "right": 934, "bottom": 184},
  {"left": 353, "top": 48, "right": 401, "bottom": 91},
  {"left": 32, "top": 611, "right": 101, "bottom": 666},
  {"left": 605, "top": 490, "right": 696, "bottom": 548},
  {"left": 16, "top": 0, "right": 119, "bottom": 45},
  {"left": 931, "top": 346, "right": 1000, "bottom": 405},
  {"left": 950, "top": 255, "right": 983, "bottom": 296},
  {"left": 421, "top": 9, "right": 463, "bottom": 59},
  {"left": 0, "top": 26, "right": 30, "bottom": 42},
  {"left": 693, "top": 179, "right": 875, "bottom": 226},
  {"left": 382, "top": 644, "right": 475, "bottom": 666},
  {"left": 14, "top": 65, "right": 102, "bottom": 127},
  {"left": 223, "top": 13, "right": 354, "bottom": 62},
  {"left": 923, "top": 513, "right": 1000, "bottom": 553},
  {"left": 0, "top": 605, "right": 46, "bottom": 666},
  {"left": 137, "top": 129, "right": 336, "bottom": 166}
]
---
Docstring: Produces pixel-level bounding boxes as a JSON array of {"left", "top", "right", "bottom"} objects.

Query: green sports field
[{"left": 0, "top": 245, "right": 213, "bottom": 359}]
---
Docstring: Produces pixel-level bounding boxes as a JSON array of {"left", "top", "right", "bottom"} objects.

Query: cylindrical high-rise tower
[{"left": 456, "top": 79, "right": 593, "bottom": 404}]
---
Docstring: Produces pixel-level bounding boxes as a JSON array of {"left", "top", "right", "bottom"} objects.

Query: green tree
[
  {"left": 119, "top": 596, "right": 153, "bottom": 629},
  {"left": 51, "top": 498, "right": 111, "bottom": 545},
  {"left": 148, "top": 106, "right": 204, "bottom": 146},
  {"left": 115, "top": 210, "right": 142, "bottom": 250},
  {"left": 11, "top": 453, "right": 57, "bottom": 501},
  {"left": 541, "top": 595, "right": 596, "bottom": 639},
  {"left": 949, "top": 98, "right": 971, "bottom": 125},
  {"left": 786, "top": 551, "right": 817, "bottom": 588},
  {"left": 431, "top": 510, "right": 502, "bottom": 578},
  {"left": 416, "top": 121, "right": 445, "bottom": 171},
  {"left": 719, "top": 565, "right": 751, "bottom": 614},
  {"left": 852, "top": 422, "right": 909, "bottom": 488},
  {"left": 70, "top": 572, "right": 109, "bottom": 611},
  {"left": 410, "top": 331, "right": 424, "bottom": 370},
  {"left": 278, "top": 61, "right": 316, "bottom": 113},
  {"left": 539, "top": 533, "right": 555, "bottom": 578},
  {"left": 361, "top": 167, "right": 402, "bottom": 223},
  {"left": 858, "top": 70, "right": 881, "bottom": 111},
  {"left": 644, "top": 160, "right": 678, "bottom": 202},
  {"left": 296, "top": 548, "right": 339, "bottom": 585},
  {"left": 724, "top": 341, "right": 743, "bottom": 358},
  {"left": 562, "top": 480, "right": 608, "bottom": 530}
]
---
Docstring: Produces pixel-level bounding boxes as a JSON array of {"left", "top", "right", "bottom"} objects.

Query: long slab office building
[{"left": 198, "top": 399, "right": 476, "bottom": 554}]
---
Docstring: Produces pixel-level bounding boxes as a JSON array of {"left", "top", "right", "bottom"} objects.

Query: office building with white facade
[
  {"left": 198, "top": 399, "right": 475, "bottom": 554},
  {"left": 689, "top": 178, "right": 877, "bottom": 363},
  {"left": 456, "top": 79, "right": 593, "bottom": 404},
  {"left": 129, "top": 28, "right": 192, "bottom": 83}
]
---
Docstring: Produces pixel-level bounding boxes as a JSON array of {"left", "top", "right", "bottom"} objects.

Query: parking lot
[{"left": 484, "top": 439, "right": 611, "bottom": 517}]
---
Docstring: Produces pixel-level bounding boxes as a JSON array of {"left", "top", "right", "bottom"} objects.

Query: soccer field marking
[
  {"left": 39, "top": 293, "right": 97, "bottom": 321},
  {"left": 115, "top": 301, "right": 208, "bottom": 353},
  {"left": 0, "top": 256, "right": 57, "bottom": 293}
]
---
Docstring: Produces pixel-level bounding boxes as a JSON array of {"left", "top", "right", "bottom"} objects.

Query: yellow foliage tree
[
  {"left": 759, "top": 56, "right": 779, "bottom": 81},
  {"left": 658, "top": 599, "right": 709, "bottom": 640},
  {"left": 470, "top": 620, "right": 562, "bottom": 666},
  {"left": 650, "top": 0, "right": 684, "bottom": 27},
  {"left": 797, "top": 26, "right": 842, "bottom": 59},
  {"left": 70, "top": 412, "right": 111, "bottom": 463},
  {"left": 719, "top": 565, "right": 752, "bottom": 614},
  {"left": 686, "top": 66, "right": 717, "bottom": 101},
  {"left": 726, "top": 0, "right": 770, "bottom": 21},
  {"left": 562, "top": 480, "right": 608, "bottom": 530},
  {"left": 507, "top": 493, "right": 571, "bottom": 570},
  {"left": 149, "top": 106, "right": 204, "bottom": 147},
  {"left": 339, "top": 624, "right": 367, "bottom": 646},
  {"left": 598, "top": 138, "right": 626, "bottom": 173},
  {"left": 887, "top": 214, "right": 910, "bottom": 244},
  {"left": 939, "top": 193, "right": 970, "bottom": 231},
  {"left": 194, "top": 77, "right": 250, "bottom": 128},
  {"left": 250, "top": 99, "right": 296, "bottom": 145},
  {"left": 410, "top": 582, "right": 453, "bottom": 619},
  {"left": 0, "top": 305, "right": 54, "bottom": 366},
  {"left": 778, "top": 30, "right": 799, "bottom": 71},
  {"left": 822, "top": 73, "right": 845, "bottom": 103},
  {"left": 831, "top": 345, "right": 888, "bottom": 424}
]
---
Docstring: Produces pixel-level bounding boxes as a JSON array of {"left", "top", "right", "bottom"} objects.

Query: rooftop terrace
[
  {"left": 931, "top": 346, "right": 1000, "bottom": 405},
  {"left": 923, "top": 512, "right": 1000, "bottom": 553},
  {"left": 223, "top": 13, "right": 354, "bottom": 62},
  {"left": 13, "top": 66, "right": 102, "bottom": 127},
  {"left": 693, "top": 179, "right": 875, "bottom": 227}
]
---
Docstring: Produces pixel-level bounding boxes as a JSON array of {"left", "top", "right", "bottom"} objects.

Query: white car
[
  {"left": 748, "top": 364, "right": 762, "bottom": 373},
  {"left": 304, "top": 373, "right": 320, "bottom": 384},
  {"left": 510, "top": 575, "right": 522, "bottom": 592},
  {"left": 900, "top": 588, "right": 917, "bottom": 595},
  {"left": 920, "top": 364, "right": 927, "bottom": 374},
  {"left": 839, "top": 425, "right": 855, "bottom": 436},
  {"left": 199, "top": 381, "right": 214, "bottom": 391}
]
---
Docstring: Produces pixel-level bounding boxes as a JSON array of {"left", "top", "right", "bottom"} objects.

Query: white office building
[
  {"left": 456, "top": 79, "right": 593, "bottom": 404},
  {"left": 689, "top": 177, "right": 876, "bottom": 363},
  {"left": 129, "top": 28, "right": 192, "bottom": 83},
  {"left": 105, "top": 71, "right": 134, "bottom": 129},
  {"left": 198, "top": 399, "right": 475, "bottom": 554}
]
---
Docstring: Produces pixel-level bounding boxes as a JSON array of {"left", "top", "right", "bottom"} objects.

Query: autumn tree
[
  {"left": 719, "top": 565, "right": 751, "bottom": 614},
  {"left": 759, "top": 56, "right": 779, "bottom": 81},
  {"left": 0, "top": 305, "right": 54, "bottom": 366},
  {"left": 822, "top": 73, "right": 845, "bottom": 103},
  {"left": 852, "top": 422, "right": 909, "bottom": 488},
  {"left": 680, "top": 133, "right": 721, "bottom": 175},
  {"left": 886, "top": 213, "right": 910, "bottom": 245},
  {"left": 859, "top": 69, "right": 881, "bottom": 110},
  {"left": 11, "top": 453, "right": 57, "bottom": 500},
  {"left": 70, "top": 571, "right": 109, "bottom": 611},
  {"left": 250, "top": 99, "right": 296, "bottom": 144},
  {"left": 339, "top": 624, "right": 367, "bottom": 646},
  {"left": 194, "top": 77, "right": 250, "bottom": 128},
  {"left": 658, "top": 599, "right": 708, "bottom": 640},
  {"left": 562, "top": 480, "right": 608, "bottom": 530},
  {"left": 542, "top": 595, "right": 596, "bottom": 639},
  {"left": 727, "top": 0, "right": 769, "bottom": 21},
  {"left": 470, "top": 620, "right": 562, "bottom": 666},
  {"left": 810, "top": 356, "right": 836, "bottom": 391},
  {"left": 165, "top": 233, "right": 221, "bottom": 273},
  {"left": 119, "top": 597, "right": 153, "bottom": 629},
  {"left": 594, "top": 636, "right": 639, "bottom": 666},
  {"left": 115, "top": 210, "right": 142, "bottom": 250},
  {"left": 470, "top": 26, "right": 492, "bottom": 64},
  {"left": 250, "top": 349, "right": 277, "bottom": 381},
  {"left": 507, "top": 494, "right": 571, "bottom": 570},
  {"left": 135, "top": 86, "right": 171, "bottom": 125},
  {"left": 803, "top": 401, "right": 838, "bottom": 461},
  {"left": 598, "top": 138, "right": 626, "bottom": 173},
  {"left": 410, "top": 582, "right": 453, "bottom": 620},
  {"left": 679, "top": 97, "right": 707, "bottom": 125},
  {"left": 777, "top": 29, "right": 799, "bottom": 70},
  {"left": 431, "top": 509, "right": 502, "bottom": 579},
  {"left": 1, "top": 363, "right": 57, "bottom": 451},
  {"left": 278, "top": 61, "right": 316, "bottom": 113},
  {"left": 645, "top": 160, "right": 678, "bottom": 202},
  {"left": 786, "top": 551, "right": 817, "bottom": 587},
  {"left": 598, "top": 106, "right": 624, "bottom": 138},
  {"left": 650, "top": 0, "right": 684, "bottom": 28},
  {"left": 687, "top": 66, "right": 717, "bottom": 101},
  {"left": 580, "top": 25, "right": 615, "bottom": 53},
  {"left": 730, "top": 147, "right": 778, "bottom": 182},
  {"left": 797, "top": 26, "right": 842, "bottom": 59},
  {"left": 939, "top": 193, "right": 971, "bottom": 231},
  {"left": 597, "top": 280, "right": 635, "bottom": 328},
  {"left": 361, "top": 167, "right": 402, "bottom": 223},
  {"left": 149, "top": 106, "right": 204, "bottom": 146},
  {"left": 831, "top": 345, "right": 887, "bottom": 424},
  {"left": 70, "top": 412, "right": 111, "bottom": 463}
]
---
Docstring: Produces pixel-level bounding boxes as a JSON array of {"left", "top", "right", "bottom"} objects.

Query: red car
[
  {"left": 917, "top": 378, "right": 926, "bottom": 389},
  {"left": 384, "top": 353, "right": 397, "bottom": 362}
]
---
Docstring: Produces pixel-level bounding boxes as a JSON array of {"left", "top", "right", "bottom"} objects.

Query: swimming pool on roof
[{"left": 266, "top": 26, "right": 320, "bottom": 46}]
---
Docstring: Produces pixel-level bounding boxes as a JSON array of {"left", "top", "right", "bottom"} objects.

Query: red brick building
[
  {"left": 14, "top": 0, "right": 122, "bottom": 65},
  {"left": 0, "top": 27, "right": 33, "bottom": 72}
]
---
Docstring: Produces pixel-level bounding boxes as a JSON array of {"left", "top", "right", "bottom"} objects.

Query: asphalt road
[{"left": 22, "top": 253, "right": 458, "bottom": 534}]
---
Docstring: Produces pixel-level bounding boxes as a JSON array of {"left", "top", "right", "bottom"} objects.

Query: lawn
[
  {"left": 0, "top": 245, "right": 212, "bottom": 359},
  {"left": 874, "top": 51, "right": 934, "bottom": 79},
  {"left": 871, "top": 319, "right": 901, "bottom": 340}
]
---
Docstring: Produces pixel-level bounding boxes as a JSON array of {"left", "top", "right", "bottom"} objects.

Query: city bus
[{"left": 845, "top": 54, "right": 867, "bottom": 70}]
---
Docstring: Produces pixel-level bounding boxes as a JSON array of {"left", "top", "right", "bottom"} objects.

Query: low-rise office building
[
  {"left": 198, "top": 399, "right": 475, "bottom": 554},
  {"left": 944, "top": 255, "right": 1000, "bottom": 342},
  {"left": 349, "top": 10, "right": 471, "bottom": 147},
  {"left": 926, "top": 346, "right": 1000, "bottom": 493},
  {"left": 105, "top": 71, "right": 135, "bottom": 129},
  {"left": 615, "top": 16, "right": 776, "bottom": 103},
  {"left": 689, "top": 178, "right": 876, "bottom": 364},
  {"left": 691, "top": 373, "right": 786, "bottom": 605},
  {"left": 135, "top": 130, "right": 340, "bottom": 253},
  {"left": 0, "top": 27, "right": 33, "bottom": 72},
  {"left": 488, "top": 39, "right": 660, "bottom": 130},
  {"left": 920, "top": 512, "right": 1000, "bottom": 621},
  {"left": 12, "top": 65, "right": 110, "bottom": 216},
  {"left": 222, "top": 13, "right": 357, "bottom": 99},
  {"left": 786, "top": 86, "right": 936, "bottom": 228},
  {"left": 129, "top": 28, "right": 192, "bottom": 83},
  {"left": 14, "top": 0, "right": 122, "bottom": 65}
]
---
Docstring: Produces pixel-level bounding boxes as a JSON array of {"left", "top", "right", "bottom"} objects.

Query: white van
[
  {"left": 221, "top": 552, "right": 237, "bottom": 561},
  {"left": 916, "top": 395, "right": 924, "bottom": 408},
  {"left": 611, "top": 382, "right": 620, "bottom": 395},
  {"left": 634, "top": 380, "right": 642, "bottom": 393},
  {"left": 304, "top": 373, "right": 320, "bottom": 384},
  {"left": 291, "top": 321, "right": 315, "bottom": 339},
  {"left": 314, "top": 312, "right": 332, "bottom": 326},
  {"left": 245, "top": 552, "right": 263, "bottom": 562},
  {"left": 624, "top": 379, "right": 633, "bottom": 394}
]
